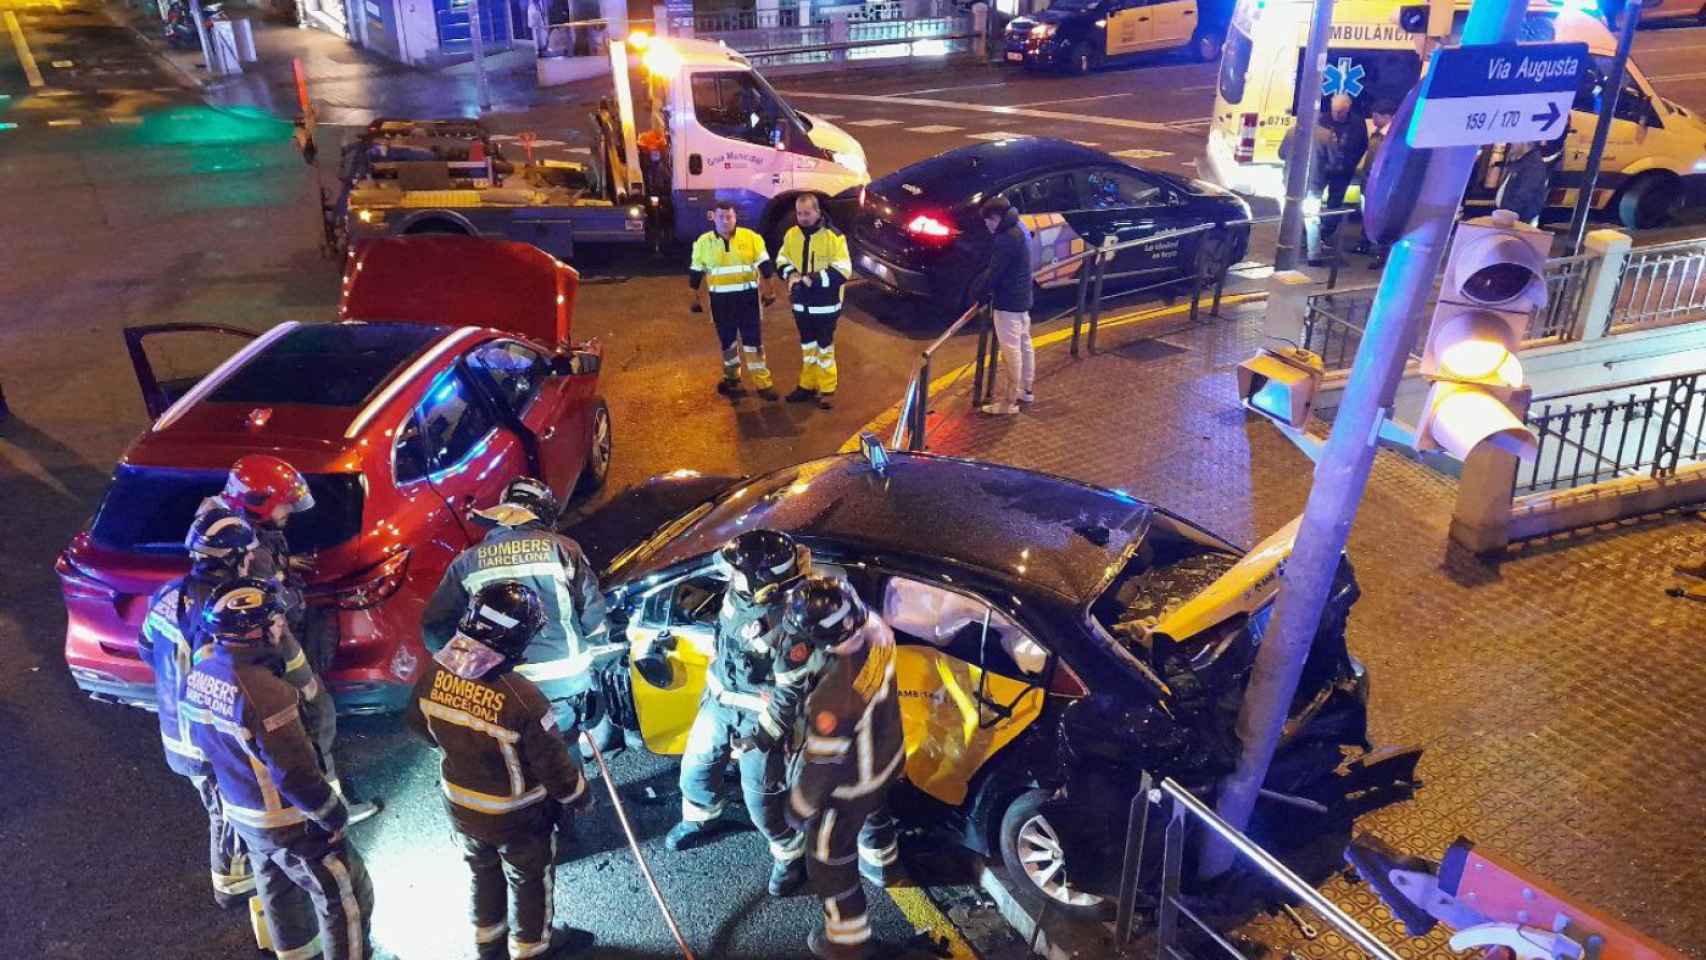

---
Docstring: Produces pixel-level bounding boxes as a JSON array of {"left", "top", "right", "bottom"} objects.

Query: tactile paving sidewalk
[{"left": 920, "top": 303, "right": 1706, "bottom": 956}]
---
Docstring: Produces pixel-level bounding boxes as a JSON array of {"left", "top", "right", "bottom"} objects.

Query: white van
[{"left": 1201, "top": 2, "right": 1706, "bottom": 227}]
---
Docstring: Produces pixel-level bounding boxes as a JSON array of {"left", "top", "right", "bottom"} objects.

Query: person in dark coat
[
  {"left": 1314, "top": 93, "right": 1369, "bottom": 256},
  {"left": 1497, "top": 141, "right": 1552, "bottom": 225},
  {"left": 968, "top": 196, "right": 1035, "bottom": 416}
]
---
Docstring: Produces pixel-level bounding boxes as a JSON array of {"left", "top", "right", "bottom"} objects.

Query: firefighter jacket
[
  {"left": 788, "top": 612, "right": 905, "bottom": 824},
  {"left": 689, "top": 227, "right": 775, "bottom": 296},
  {"left": 703, "top": 591, "right": 793, "bottom": 741},
  {"left": 405, "top": 644, "right": 588, "bottom": 842},
  {"left": 139, "top": 579, "right": 212, "bottom": 779},
  {"left": 185, "top": 641, "right": 348, "bottom": 837},
  {"left": 777, "top": 222, "right": 853, "bottom": 317},
  {"left": 420, "top": 523, "right": 610, "bottom": 686}
]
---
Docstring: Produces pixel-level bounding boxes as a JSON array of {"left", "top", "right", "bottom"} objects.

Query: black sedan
[
  {"left": 849, "top": 137, "right": 1252, "bottom": 318},
  {"left": 576, "top": 447, "right": 1379, "bottom": 917}
]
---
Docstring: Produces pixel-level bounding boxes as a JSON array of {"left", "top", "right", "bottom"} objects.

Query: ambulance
[{"left": 1200, "top": 1, "right": 1706, "bottom": 228}]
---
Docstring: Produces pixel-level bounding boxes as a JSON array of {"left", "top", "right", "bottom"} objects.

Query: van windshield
[{"left": 90, "top": 466, "right": 365, "bottom": 555}]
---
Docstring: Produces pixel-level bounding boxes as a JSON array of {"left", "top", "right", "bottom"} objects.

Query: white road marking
[
  {"left": 529, "top": 137, "right": 565, "bottom": 147},
  {"left": 1071, "top": 139, "right": 1101, "bottom": 147},
  {"left": 1178, "top": 84, "right": 1217, "bottom": 92},
  {"left": 36, "top": 87, "right": 73, "bottom": 96},
  {"left": 47, "top": 117, "right": 82, "bottom": 126},
  {"left": 489, "top": 133, "right": 519, "bottom": 141},
  {"left": 1649, "top": 69, "right": 1706, "bottom": 83},
  {"left": 892, "top": 80, "right": 1008, "bottom": 96},
  {"left": 846, "top": 117, "right": 901, "bottom": 126},
  {"left": 967, "top": 131, "right": 1026, "bottom": 141},
  {"left": 1166, "top": 118, "right": 1213, "bottom": 130},
  {"left": 4, "top": 10, "right": 45, "bottom": 87},
  {"left": 1113, "top": 148, "right": 1172, "bottom": 160},
  {"left": 565, "top": 146, "right": 590, "bottom": 154},
  {"left": 806, "top": 112, "right": 842, "bottom": 119},
  {"left": 1012, "top": 92, "right": 1135, "bottom": 108},
  {"left": 905, "top": 123, "right": 962, "bottom": 133},
  {"left": 781, "top": 89, "right": 1176, "bottom": 132},
  {"left": 50, "top": 58, "right": 71, "bottom": 67},
  {"left": 107, "top": 114, "right": 143, "bottom": 124}
]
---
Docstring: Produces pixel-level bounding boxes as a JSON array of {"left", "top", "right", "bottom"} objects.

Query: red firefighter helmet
[{"left": 222, "top": 454, "right": 315, "bottom": 521}]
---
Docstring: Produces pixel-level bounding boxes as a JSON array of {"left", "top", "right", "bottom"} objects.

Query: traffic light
[
  {"left": 1237, "top": 345, "right": 1324, "bottom": 430},
  {"left": 1414, "top": 210, "right": 1545, "bottom": 461}
]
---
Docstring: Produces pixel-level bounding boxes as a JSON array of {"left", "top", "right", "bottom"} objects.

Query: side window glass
[
  {"left": 394, "top": 411, "right": 430, "bottom": 485},
  {"left": 467, "top": 340, "right": 547, "bottom": 414},
  {"left": 415, "top": 369, "right": 497, "bottom": 475},
  {"left": 691, "top": 72, "right": 779, "bottom": 147},
  {"left": 670, "top": 575, "right": 723, "bottom": 628},
  {"left": 879, "top": 575, "right": 1048, "bottom": 680},
  {"left": 1020, "top": 173, "right": 1079, "bottom": 215},
  {"left": 1084, "top": 169, "right": 1164, "bottom": 209}
]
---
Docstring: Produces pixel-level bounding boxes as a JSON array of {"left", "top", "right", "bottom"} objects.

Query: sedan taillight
[
  {"left": 56, "top": 551, "right": 119, "bottom": 602},
  {"left": 310, "top": 548, "right": 411, "bottom": 611},
  {"left": 904, "top": 213, "right": 958, "bottom": 246}
]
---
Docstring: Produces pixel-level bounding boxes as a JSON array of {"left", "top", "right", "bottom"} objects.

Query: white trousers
[{"left": 991, "top": 309, "right": 1035, "bottom": 408}]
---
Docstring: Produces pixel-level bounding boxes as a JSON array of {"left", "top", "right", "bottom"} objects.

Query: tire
[
  {"left": 1191, "top": 29, "right": 1222, "bottom": 63},
  {"left": 997, "top": 789, "right": 1109, "bottom": 920},
  {"left": 1616, "top": 172, "right": 1685, "bottom": 230},
  {"left": 1067, "top": 40, "right": 1094, "bottom": 75},
  {"left": 575, "top": 401, "right": 612, "bottom": 496}
]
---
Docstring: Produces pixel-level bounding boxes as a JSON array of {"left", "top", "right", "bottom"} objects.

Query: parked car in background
[
  {"left": 851, "top": 138, "right": 1251, "bottom": 319},
  {"left": 60, "top": 237, "right": 611, "bottom": 715},
  {"left": 1004, "top": 0, "right": 1234, "bottom": 70}
]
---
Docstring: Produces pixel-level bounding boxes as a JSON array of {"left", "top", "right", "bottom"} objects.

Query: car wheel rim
[
  {"left": 1015, "top": 814, "right": 1102, "bottom": 907},
  {"left": 592, "top": 409, "right": 611, "bottom": 477}
]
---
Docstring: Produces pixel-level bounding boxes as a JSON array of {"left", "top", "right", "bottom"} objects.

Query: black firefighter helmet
[
  {"left": 203, "top": 577, "right": 281, "bottom": 645},
  {"left": 783, "top": 575, "right": 866, "bottom": 651},
  {"left": 717, "top": 529, "right": 809, "bottom": 605},
  {"left": 459, "top": 580, "right": 547, "bottom": 661}
]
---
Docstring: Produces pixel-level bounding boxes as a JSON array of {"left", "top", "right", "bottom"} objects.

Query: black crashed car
[
  {"left": 572, "top": 448, "right": 1379, "bottom": 917},
  {"left": 850, "top": 137, "right": 1252, "bottom": 318},
  {"left": 1003, "top": 0, "right": 1233, "bottom": 71}
]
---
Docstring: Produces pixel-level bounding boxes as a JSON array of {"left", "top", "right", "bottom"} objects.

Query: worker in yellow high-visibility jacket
[
  {"left": 776, "top": 194, "right": 852, "bottom": 411},
  {"left": 691, "top": 202, "right": 778, "bottom": 399}
]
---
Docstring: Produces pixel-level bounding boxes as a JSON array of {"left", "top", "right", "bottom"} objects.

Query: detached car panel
[{"left": 62, "top": 237, "right": 610, "bottom": 716}]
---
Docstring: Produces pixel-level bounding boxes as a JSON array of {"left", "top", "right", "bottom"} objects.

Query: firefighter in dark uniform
[
  {"left": 784, "top": 576, "right": 907, "bottom": 960},
  {"left": 690, "top": 200, "right": 779, "bottom": 399},
  {"left": 137, "top": 511, "right": 260, "bottom": 909},
  {"left": 777, "top": 193, "right": 853, "bottom": 410},
  {"left": 407, "top": 581, "right": 597, "bottom": 960},
  {"left": 185, "top": 579, "right": 374, "bottom": 960},
  {"left": 664, "top": 529, "right": 813, "bottom": 898},
  {"left": 420, "top": 477, "right": 611, "bottom": 738}
]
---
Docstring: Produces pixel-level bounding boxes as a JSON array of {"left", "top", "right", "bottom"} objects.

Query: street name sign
[{"left": 1406, "top": 41, "right": 1588, "bottom": 148}]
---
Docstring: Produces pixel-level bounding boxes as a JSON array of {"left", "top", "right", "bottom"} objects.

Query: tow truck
[{"left": 331, "top": 36, "right": 871, "bottom": 259}]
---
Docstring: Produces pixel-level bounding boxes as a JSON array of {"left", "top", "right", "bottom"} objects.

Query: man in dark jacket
[
  {"left": 1497, "top": 140, "right": 1552, "bottom": 225},
  {"left": 1312, "top": 93, "right": 1369, "bottom": 259},
  {"left": 186, "top": 579, "right": 374, "bottom": 960},
  {"left": 408, "top": 581, "right": 596, "bottom": 960},
  {"left": 969, "top": 196, "right": 1035, "bottom": 416},
  {"left": 421, "top": 476, "right": 611, "bottom": 737}
]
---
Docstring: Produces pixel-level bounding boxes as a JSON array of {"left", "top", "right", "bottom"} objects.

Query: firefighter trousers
[
  {"left": 791, "top": 308, "right": 840, "bottom": 395},
  {"left": 189, "top": 774, "right": 254, "bottom": 907},
  {"left": 709, "top": 290, "right": 772, "bottom": 390},
  {"left": 678, "top": 701, "right": 804, "bottom": 865},
  {"left": 804, "top": 789, "right": 900, "bottom": 952},
  {"left": 456, "top": 821, "right": 558, "bottom": 960},
  {"left": 243, "top": 824, "right": 374, "bottom": 960}
]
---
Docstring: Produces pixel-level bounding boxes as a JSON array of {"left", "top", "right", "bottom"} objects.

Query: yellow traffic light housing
[{"left": 1237, "top": 346, "right": 1324, "bottom": 430}]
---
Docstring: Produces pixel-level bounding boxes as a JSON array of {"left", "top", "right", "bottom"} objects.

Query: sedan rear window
[
  {"left": 207, "top": 323, "right": 442, "bottom": 407},
  {"left": 90, "top": 466, "right": 365, "bottom": 555}
]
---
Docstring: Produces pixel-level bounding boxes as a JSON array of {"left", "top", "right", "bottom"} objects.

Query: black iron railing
[{"left": 1518, "top": 369, "right": 1706, "bottom": 495}]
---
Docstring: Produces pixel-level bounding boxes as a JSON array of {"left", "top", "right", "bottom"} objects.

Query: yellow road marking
[
  {"left": 839, "top": 292, "right": 1268, "bottom": 453},
  {"left": 884, "top": 884, "right": 980, "bottom": 959},
  {"left": 4, "top": 9, "right": 45, "bottom": 87}
]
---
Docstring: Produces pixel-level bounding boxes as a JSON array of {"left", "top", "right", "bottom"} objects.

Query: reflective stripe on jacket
[
  {"left": 788, "top": 613, "right": 905, "bottom": 823},
  {"left": 777, "top": 223, "right": 852, "bottom": 316},
  {"left": 405, "top": 655, "right": 586, "bottom": 841},
  {"left": 139, "top": 580, "right": 210, "bottom": 779},
  {"left": 186, "top": 643, "right": 346, "bottom": 837},
  {"left": 690, "top": 227, "right": 772, "bottom": 294}
]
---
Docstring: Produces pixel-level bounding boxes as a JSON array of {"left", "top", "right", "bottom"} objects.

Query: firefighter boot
[
  {"left": 543, "top": 925, "right": 596, "bottom": 958},
  {"left": 768, "top": 858, "right": 808, "bottom": 897},
  {"left": 665, "top": 816, "right": 735, "bottom": 851},
  {"left": 808, "top": 926, "right": 873, "bottom": 960},
  {"left": 717, "top": 378, "right": 747, "bottom": 398},
  {"left": 476, "top": 941, "right": 507, "bottom": 960}
]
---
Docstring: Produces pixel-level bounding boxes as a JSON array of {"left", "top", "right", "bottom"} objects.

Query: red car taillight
[
  {"left": 310, "top": 548, "right": 411, "bottom": 611},
  {"left": 56, "top": 551, "right": 119, "bottom": 602},
  {"left": 1235, "top": 112, "right": 1259, "bottom": 163},
  {"left": 904, "top": 213, "right": 958, "bottom": 247}
]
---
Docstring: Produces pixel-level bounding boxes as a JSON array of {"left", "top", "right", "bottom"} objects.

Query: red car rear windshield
[{"left": 90, "top": 466, "right": 365, "bottom": 555}]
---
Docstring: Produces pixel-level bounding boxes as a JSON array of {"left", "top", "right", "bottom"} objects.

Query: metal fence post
[
  {"left": 984, "top": 308, "right": 999, "bottom": 405},
  {"left": 1114, "top": 772, "right": 1154, "bottom": 944},
  {"left": 1071, "top": 258, "right": 1092, "bottom": 357},
  {"left": 1088, "top": 243, "right": 1111, "bottom": 354},
  {"left": 1189, "top": 270, "right": 1204, "bottom": 326},
  {"left": 1155, "top": 803, "right": 1185, "bottom": 958},
  {"left": 1654, "top": 373, "right": 1698, "bottom": 477},
  {"left": 910, "top": 355, "right": 931, "bottom": 450},
  {"left": 972, "top": 320, "right": 990, "bottom": 404}
]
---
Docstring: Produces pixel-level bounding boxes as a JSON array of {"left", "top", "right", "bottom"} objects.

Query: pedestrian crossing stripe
[
  {"left": 905, "top": 124, "right": 961, "bottom": 134},
  {"left": 847, "top": 117, "right": 900, "bottom": 126},
  {"left": 808, "top": 112, "right": 842, "bottom": 119},
  {"left": 1071, "top": 140, "right": 1100, "bottom": 147},
  {"left": 1112, "top": 148, "right": 1172, "bottom": 160},
  {"left": 967, "top": 131, "right": 1025, "bottom": 141},
  {"left": 108, "top": 115, "right": 142, "bottom": 124},
  {"left": 47, "top": 117, "right": 81, "bottom": 126}
]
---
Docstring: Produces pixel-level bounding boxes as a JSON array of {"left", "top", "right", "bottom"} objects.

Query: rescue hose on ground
[{"left": 579, "top": 731, "right": 699, "bottom": 960}]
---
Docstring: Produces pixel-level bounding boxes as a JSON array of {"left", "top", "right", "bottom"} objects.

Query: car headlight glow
[
  {"left": 833, "top": 150, "right": 867, "bottom": 177},
  {"left": 1032, "top": 22, "right": 1054, "bottom": 37},
  {"left": 356, "top": 208, "right": 383, "bottom": 224}
]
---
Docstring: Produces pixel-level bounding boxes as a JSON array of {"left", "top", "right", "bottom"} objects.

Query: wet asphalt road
[{"left": 5, "top": 3, "right": 1706, "bottom": 958}]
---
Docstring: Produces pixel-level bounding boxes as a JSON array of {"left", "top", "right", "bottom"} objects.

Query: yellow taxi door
[
  {"left": 1104, "top": 0, "right": 1151, "bottom": 57},
  {"left": 1146, "top": 0, "right": 1198, "bottom": 50}
]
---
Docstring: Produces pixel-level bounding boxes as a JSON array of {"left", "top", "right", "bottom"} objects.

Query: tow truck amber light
[
  {"left": 905, "top": 213, "right": 957, "bottom": 245},
  {"left": 314, "top": 548, "right": 411, "bottom": 611}
]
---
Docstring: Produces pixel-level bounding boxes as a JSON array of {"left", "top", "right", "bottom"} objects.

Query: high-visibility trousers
[
  {"left": 791, "top": 305, "right": 840, "bottom": 396},
  {"left": 709, "top": 290, "right": 772, "bottom": 390}
]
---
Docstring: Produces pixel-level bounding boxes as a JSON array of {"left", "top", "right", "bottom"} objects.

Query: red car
[{"left": 59, "top": 237, "right": 612, "bottom": 715}]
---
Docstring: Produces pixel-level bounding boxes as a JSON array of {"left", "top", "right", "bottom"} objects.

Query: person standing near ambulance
[
  {"left": 690, "top": 201, "right": 779, "bottom": 400},
  {"left": 777, "top": 193, "right": 853, "bottom": 410}
]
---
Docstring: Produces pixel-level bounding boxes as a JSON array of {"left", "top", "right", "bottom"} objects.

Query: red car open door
[{"left": 122, "top": 323, "right": 262, "bottom": 421}]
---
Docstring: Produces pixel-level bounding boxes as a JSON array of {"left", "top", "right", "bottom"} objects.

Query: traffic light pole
[
  {"left": 1201, "top": 0, "right": 1533, "bottom": 878},
  {"left": 1273, "top": 0, "right": 1337, "bottom": 271},
  {"left": 1564, "top": 1, "right": 1639, "bottom": 253}
]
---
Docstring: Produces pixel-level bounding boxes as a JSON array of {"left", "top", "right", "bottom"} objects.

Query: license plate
[
  {"left": 1006, "top": 51, "right": 1024, "bottom": 62},
  {"left": 860, "top": 255, "right": 892, "bottom": 282}
]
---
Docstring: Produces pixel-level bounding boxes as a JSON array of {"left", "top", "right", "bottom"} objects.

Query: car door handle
[{"left": 689, "top": 153, "right": 703, "bottom": 175}]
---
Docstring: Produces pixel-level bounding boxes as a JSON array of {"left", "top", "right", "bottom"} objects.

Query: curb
[
  {"left": 838, "top": 291, "right": 1268, "bottom": 454},
  {"left": 102, "top": 0, "right": 210, "bottom": 89}
]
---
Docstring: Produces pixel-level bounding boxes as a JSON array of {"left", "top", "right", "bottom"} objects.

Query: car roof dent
[
  {"left": 343, "top": 326, "right": 481, "bottom": 440},
  {"left": 1153, "top": 515, "right": 1301, "bottom": 640},
  {"left": 151, "top": 322, "right": 300, "bottom": 434}
]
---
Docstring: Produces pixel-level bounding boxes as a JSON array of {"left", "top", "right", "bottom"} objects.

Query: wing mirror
[{"left": 550, "top": 340, "right": 603, "bottom": 376}]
